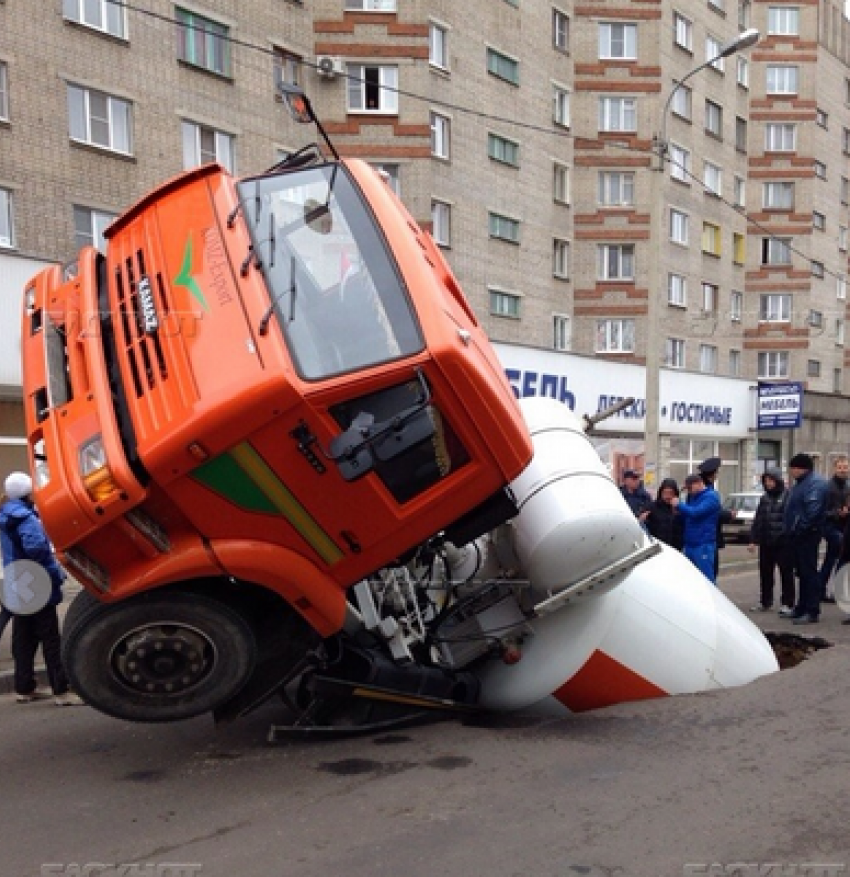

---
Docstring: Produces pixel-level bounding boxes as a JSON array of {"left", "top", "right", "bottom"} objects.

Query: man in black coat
[
  {"left": 747, "top": 467, "right": 794, "bottom": 613},
  {"left": 619, "top": 469, "right": 652, "bottom": 519},
  {"left": 818, "top": 455, "right": 850, "bottom": 603}
]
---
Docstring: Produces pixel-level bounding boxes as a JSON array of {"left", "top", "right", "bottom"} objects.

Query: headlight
[{"left": 79, "top": 435, "right": 119, "bottom": 502}]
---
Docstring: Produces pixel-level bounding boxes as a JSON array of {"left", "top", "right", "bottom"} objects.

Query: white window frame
[
  {"left": 553, "top": 162, "right": 570, "bottom": 204},
  {"left": 431, "top": 200, "right": 451, "bottom": 247},
  {"left": 489, "top": 288, "right": 521, "bottom": 318},
  {"left": 489, "top": 211, "right": 521, "bottom": 243},
  {"left": 705, "top": 100, "right": 722, "bottom": 137},
  {"left": 371, "top": 163, "right": 400, "bottom": 195},
  {"left": 670, "top": 209, "right": 689, "bottom": 245},
  {"left": 669, "top": 143, "right": 691, "bottom": 182},
  {"left": 487, "top": 47, "right": 520, "bottom": 85},
  {"left": 838, "top": 275, "right": 847, "bottom": 301},
  {"left": 598, "top": 97, "right": 637, "bottom": 132},
  {"left": 768, "top": 6, "right": 800, "bottom": 35},
  {"left": 730, "top": 290, "right": 743, "bottom": 322},
  {"left": 699, "top": 345, "right": 718, "bottom": 374},
  {"left": 429, "top": 21, "right": 449, "bottom": 70},
  {"left": 763, "top": 181, "right": 794, "bottom": 209},
  {"left": 729, "top": 349, "right": 741, "bottom": 376},
  {"left": 840, "top": 227, "right": 848, "bottom": 252},
  {"left": 596, "top": 319, "right": 635, "bottom": 353},
  {"left": 553, "top": 239, "right": 570, "bottom": 279},
  {"left": 766, "top": 65, "right": 799, "bottom": 94},
  {"left": 553, "top": 85, "right": 571, "bottom": 127},
  {"left": 553, "top": 314, "right": 571, "bottom": 351},
  {"left": 345, "top": 0, "right": 398, "bottom": 10},
  {"left": 837, "top": 319, "right": 845, "bottom": 346},
  {"left": 762, "top": 237, "right": 792, "bottom": 265},
  {"left": 347, "top": 64, "right": 399, "bottom": 114},
  {"left": 814, "top": 160, "right": 827, "bottom": 180},
  {"left": 553, "top": 9, "right": 570, "bottom": 52},
  {"left": 734, "top": 175, "right": 746, "bottom": 208},
  {"left": 63, "top": 0, "right": 127, "bottom": 38},
  {"left": 674, "top": 12, "right": 693, "bottom": 51},
  {"left": 758, "top": 351, "right": 789, "bottom": 379},
  {"left": 68, "top": 84, "right": 132, "bottom": 155},
  {"left": 73, "top": 205, "right": 117, "bottom": 251},
  {"left": 759, "top": 293, "right": 792, "bottom": 322},
  {"left": 813, "top": 211, "right": 826, "bottom": 231},
  {"left": 599, "top": 22, "right": 637, "bottom": 60},
  {"left": 765, "top": 123, "right": 796, "bottom": 152},
  {"left": 670, "top": 84, "right": 692, "bottom": 120},
  {"left": 702, "top": 282, "right": 719, "bottom": 313},
  {"left": 0, "top": 61, "right": 8, "bottom": 122},
  {"left": 430, "top": 112, "right": 450, "bottom": 159},
  {"left": 668, "top": 273, "right": 687, "bottom": 306},
  {"left": 706, "top": 36, "right": 725, "bottom": 72},
  {"left": 273, "top": 48, "right": 301, "bottom": 89},
  {"left": 0, "top": 187, "right": 14, "bottom": 248},
  {"left": 597, "top": 244, "right": 635, "bottom": 280},
  {"left": 598, "top": 171, "right": 635, "bottom": 206},
  {"left": 736, "top": 56, "right": 749, "bottom": 88},
  {"left": 666, "top": 338, "right": 686, "bottom": 368},
  {"left": 181, "top": 120, "right": 234, "bottom": 172},
  {"left": 812, "top": 261, "right": 825, "bottom": 278},
  {"left": 704, "top": 161, "right": 722, "bottom": 196},
  {"left": 489, "top": 132, "right": 520, "bottom": 168},
  {"left": 176, "top": 8, "right": 230, "bottom": 77}
]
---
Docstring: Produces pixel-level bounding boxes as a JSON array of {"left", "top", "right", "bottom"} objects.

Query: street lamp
[{"left": 643, "top": 27, "right": 759, "bottom": 489}]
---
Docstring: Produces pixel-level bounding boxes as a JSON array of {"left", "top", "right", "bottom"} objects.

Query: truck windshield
[{"left": 237, "top": 164, "right": 423, "bottom": 380}]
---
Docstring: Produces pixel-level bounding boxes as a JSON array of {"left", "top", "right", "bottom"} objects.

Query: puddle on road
[{"left": 764, "top": 631, "right": 832, "bottom": 669}]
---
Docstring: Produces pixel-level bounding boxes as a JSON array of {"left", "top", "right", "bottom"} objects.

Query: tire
[{"left": 61, "top": 589, "right": 257, "bottom": 723}]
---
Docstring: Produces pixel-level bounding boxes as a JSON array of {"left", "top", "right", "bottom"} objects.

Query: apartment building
[{"left": 1, "top": 0, "right": 849, "bottom": 482}]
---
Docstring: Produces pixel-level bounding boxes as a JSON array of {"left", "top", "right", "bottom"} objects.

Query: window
[
  {"left": 489, "top": 212, "right": 520, "bottom": 243},
  {"left": 842, "top": 177, "right": 850, "bottom": 205},
  {"left": 766, "top": 65, "right": 799, "bottom": 94},
  {"left": 488, "top": 133, "right": 520, "bottom": 167},
  {"left": 763, "top": 181, "right": 794, "bottom": 209},
  {"left": 487, "top": 48, "right": 519, "bottom": 85},
  {"left": 729, "top": 349, "right": 741, "bottom": 376},
  {"left": 706, "top": 36, "right": 725, "bottom": 72},
  {"left": 371, "top": 163, "right": 400, "bottom": 195},
  {"left": 181, "top": 120, "right": 233, "bottom": 172},
  {"left": 814, "top": 160, "right": 827, "bottom": 180},
  {"left": 700, "top": 345, "right": 718, "bottom": 374},
  {"left": 597, "top": 244, "right": 635, "bottom": 280},
  {"left": 73, "top": 206, "right": 117, "bottom": 251},
  {"left": 553, "top": 9, "right": 569, "bottom": 51},
  {"left": 838, "top": 275, "right": 847, "bottom": 300},
  {"left": 553, "top": 239, "right": 570, "bottom": 279},
  {"left": 768, "top": 6, "right": 800, "bottom": 35},
  {"left": 740, "top": 0, "right": 753, "bottom": 28},
  {"left": 598, "top": 171, "right": 634, "bottom": 206},
  {"left": 840, "top": 227, "right": 848, "bottom": 252},
  {"left": 708, "top": 0, "right": 725, "bottom": 11},
  {"left": 668, "top": 273, "right": 687, "bottom": 306},
  {"left": 68, "top": 84, "right": 132, "bottom": 154},
  {"left": 730, "top": 290, "right": 743, "bottom": 321},
  {"left": 670, "top": 208, "right": 689, "bottom": 244},
  {"left": 176, "top": 8, "right": 230, "bottom": 77},
  {"left": 553, "top": 85, "right": 571, "bottom": 127},
  {"left": 817, "top": 109, "right": 829, "bottom": 129},
  {"left": 812, "top": 261, "right": 825, "bottom": 278},
  {"left": 0, "top": 187, "right": 13, "bottom": 247},
  {"left": 733, "top": 233, "right": 745, "bottom": 264},
  {"left": 599, "top": 23, "right": 637, "bottom": 59},
  {"left": 813, "top": 211, "right": 826, "bottom": 231},
  {"left": 666, "top": 338, "right": 686, "bottom": 368},
  {"left": 759, "top": 294, "right": 791, "bottom": 322},
  {"left": 63, "top": 0, "right": 127, "bottom": 38},
  {"left": 670, "top": 84, "right": 692, "bottom": 120},
  {"left": 735, "top": 116, "right": 747, "bottom": 151},
  {"left": 674, "top": 12, "right": 693, "bottom": 50},
  {"left": 489, "top": 288, "right": 521, "bottom": 318},
  {"left": 702, "top": 282, "right": 718, "bottom": 313},
  {"left": 807, "top": 359, "right": 821, "bottom": 378},
  {"left": 809, "top": 310, "right": 823, "bottom": 329},
  {"left": 0, "top": 62, "right": 7, "bottom": 121},
  {"left": 273, "top": 48, "right": 301, "bottom": 89},
  {"left": 705, "top": 100, "right": 722, "bottom": 137},
  {"left": 596, "top": 319, "right": 635, "bottom": 353},
  {"left": 345, "top": 0, "right": 397, "bottom": 9},
  {"left": 765, "top": 123, "right": 796, "bottom": 151},
  {"left": 431, "top": 200, "right": 451, "bottom": 246},
  {"left": 835, "top": 369, "right": 843, "bottom": 393},
  {"left": 598, "top": 97, "right": 636, "bottom": 132},
  {"left": 734, "top": 176, "right": 746, "bottom": 208},
  {"left": 758, "top": 351, "right": 789, "bottom": 379},
  {"left": 553, "top": 315, "right": 571, "bottom": 351},
  {"left": 762, "top": 238, "right": 791, "bottom": 265},
  {"left": 669, "top": 143, "right": 691, "bottom": 182},
  {"left": 844, "top": 128, "right": 850, "bottom": 155},
  {"left": 347, "top": 64, "right": 399, "bottom": 113},
  {"left": 836, "top": 319, "right": 845, "bottom": 346},
  {"left": 429, "top": 21, "right": 448, "bottom": 69},
  {"left": 430, "top": 112, "right": 450, "bottom": 159},
  {"left": 702, "top": 222, "right": 721, "bottom": 256},
  {"left": 553, "top": 163, "right": 570, "bottom": 203},
  {"left": 737, "top": 56, "right": 749, "bottom": 88},
  {"left": 704, "top": 162, "right": 722, "bottom": 196}
]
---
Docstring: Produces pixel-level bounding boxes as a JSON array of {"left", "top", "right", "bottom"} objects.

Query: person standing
[
  {"left": 747, "top": 468, "right": 794, "bottom": 614},
  {"left": 697, "top": 456, "right": 731, "bottom": 579},
  {"left": 671, "top": 473, "right": 722, "bottom": 583},
  {"left": 640, "top": 478, "right": 684, "bottom": 550},
  {"left": 781, "top": 454, "right": 830, "bottom": 625},
  {"left": 0, "top": 472, "right": 82, "bottom": 705},
  {"left": 620, "top": 469, "right": 652, "bottom": 520},
  {"left": 818, "top": 456, "right": 850, "bottom": 603}
]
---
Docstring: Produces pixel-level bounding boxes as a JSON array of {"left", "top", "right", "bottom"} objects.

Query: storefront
[{"left": 493, "top": 342, "right": 758, "bottom": 497}]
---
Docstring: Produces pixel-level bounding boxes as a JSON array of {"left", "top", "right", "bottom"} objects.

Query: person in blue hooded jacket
[
  {"left": 671, "top": 472, "right": 722, "bottom": 584},
  {"left": 0, "top": 471, "right": 81, "bottom": 705}
]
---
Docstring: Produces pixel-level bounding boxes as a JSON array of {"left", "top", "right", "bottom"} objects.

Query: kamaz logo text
[{"left": 138, "top": 276, "right": 159, "bottom": 334}]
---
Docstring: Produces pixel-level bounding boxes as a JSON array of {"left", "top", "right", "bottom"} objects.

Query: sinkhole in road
[{"left": 764, "top": 631, "right": 832, "bottom": 669}]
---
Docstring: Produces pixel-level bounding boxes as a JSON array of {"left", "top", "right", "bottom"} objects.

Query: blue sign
[{"left": 758, "top": 381, "right": 803, "bottom": 429}]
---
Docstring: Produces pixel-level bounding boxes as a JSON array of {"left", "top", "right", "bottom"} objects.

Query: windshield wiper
[{"left": 258, "top": 256, "right": 297, "bottom": 337}]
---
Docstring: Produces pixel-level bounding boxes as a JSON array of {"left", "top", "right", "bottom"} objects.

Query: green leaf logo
[{"left": 173, "top": 235, "right": 209, "bottom": 311}]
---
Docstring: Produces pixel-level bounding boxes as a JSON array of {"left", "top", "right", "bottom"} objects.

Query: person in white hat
[{"left": 0, "top": 471, "right": 83, "bottom": 705}]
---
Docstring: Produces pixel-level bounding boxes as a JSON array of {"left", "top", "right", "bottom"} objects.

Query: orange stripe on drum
[{"left": 553, "top": 649, "right": 668, "bottom": 713}]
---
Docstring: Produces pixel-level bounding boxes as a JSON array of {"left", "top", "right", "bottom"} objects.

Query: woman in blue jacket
[{"left": 673, "top": 473, "right": 722, "bottom": 584}]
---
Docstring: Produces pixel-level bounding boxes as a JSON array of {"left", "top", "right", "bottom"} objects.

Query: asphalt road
[{"left": 3, "top": 560, "right": 850, "bottom": 877}]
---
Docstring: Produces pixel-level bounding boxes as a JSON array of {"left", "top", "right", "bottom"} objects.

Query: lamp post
[{"left": 643, "top": 27, "right": 759, "bottom": 489}]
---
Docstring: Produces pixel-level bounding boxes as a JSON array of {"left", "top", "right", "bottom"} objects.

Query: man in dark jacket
[
  {"left": 620, "top": 469, "right": 652, "bottom": 519},
  {"left": 747, "top": 468, "right": 794, "bottom": 613},
  {"left": 781, "top": 453, "right": 830, "bottom": 625},
  {"left": 641, "top": 478, "right": 684, "bottom": 550},
  {"left": 818, "top": 456, "right": 850, "bottom": 603},
  {"left": 0, "top": 472, "right": 82, "bottom": 705},
  {"left": 672, "top": 473, "right": 722, "bottom": 583}
]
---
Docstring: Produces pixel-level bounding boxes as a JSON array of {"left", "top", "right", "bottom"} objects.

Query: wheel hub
[{"left": 112, "top": 624, "right": 216, "bottom": 695}]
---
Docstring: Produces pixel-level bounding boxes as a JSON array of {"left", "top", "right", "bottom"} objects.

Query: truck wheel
[{"left": 61, "top": 590, "right": 257, "bottom": 723}]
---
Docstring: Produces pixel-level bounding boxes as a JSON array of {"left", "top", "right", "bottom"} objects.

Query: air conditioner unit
[{"left": 316, "top": 56, "right": 344, "bottom": 79}]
